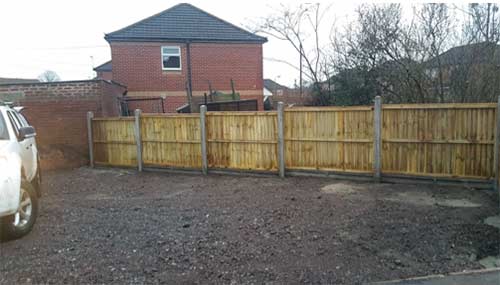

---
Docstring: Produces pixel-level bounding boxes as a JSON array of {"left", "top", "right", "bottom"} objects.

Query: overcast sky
[{"left": 0, "top": 1, "right": 463, "bottom": 87}]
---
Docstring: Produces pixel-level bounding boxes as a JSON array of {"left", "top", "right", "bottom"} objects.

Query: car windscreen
[{"left": 0, "top": 113, "right": 9, "bottom": 140}]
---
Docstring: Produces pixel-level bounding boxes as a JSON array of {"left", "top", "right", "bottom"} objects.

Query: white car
[{"left": 0, "top": 103, "right": 41, "bottom": 241}]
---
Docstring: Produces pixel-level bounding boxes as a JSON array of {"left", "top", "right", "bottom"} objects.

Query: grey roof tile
[
  {"left": 105, "top": 3, "right": 267, "bottom": 43},
  {"left": 94, "top": 60, "right": 112, "bottom": 72}
]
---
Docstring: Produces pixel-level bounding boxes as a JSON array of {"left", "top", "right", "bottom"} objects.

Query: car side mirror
[{"left": 18, "top": 126, "right": 36, "bottom": 141}]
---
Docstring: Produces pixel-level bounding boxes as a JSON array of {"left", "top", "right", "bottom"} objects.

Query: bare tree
[
  {"left": 254, "top": 4, "right": 333, "bottom": 104},
  {"left": 465, "top": 3, "right": 500, "bottom": 43},
  {"left": 418, "top": 3, "right": 453, "bottom": 102},
  {"left": 38, "top": 70, "right": 61, "bottom": 82}
]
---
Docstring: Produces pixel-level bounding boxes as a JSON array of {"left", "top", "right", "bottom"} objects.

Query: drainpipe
[{"left": 186, "top": 41, "right": 193, "bottom": 110}]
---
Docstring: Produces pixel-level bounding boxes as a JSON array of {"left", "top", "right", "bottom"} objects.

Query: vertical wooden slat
[
  {"left": 87, "top": 111, "right": 94, "bottom": 168},
  {"left": 134, "top": 109, "right": 143, "bottom": 172}
]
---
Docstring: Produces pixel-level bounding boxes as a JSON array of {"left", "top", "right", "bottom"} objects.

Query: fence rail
[{"left": 87, "top": 98, "right": 500, "bottom": 188}]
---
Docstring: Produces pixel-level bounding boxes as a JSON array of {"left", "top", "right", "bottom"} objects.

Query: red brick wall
[
  {"left": 0, "top": 80, "right": 126, "bottom": 170},
  {"left": 110, "top": 42, "right": 264, "bottom": 109}
]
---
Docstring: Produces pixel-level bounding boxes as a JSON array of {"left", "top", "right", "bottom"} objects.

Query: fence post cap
[{"left": 134, "top": 109, "right": 142, "bottom": 115}]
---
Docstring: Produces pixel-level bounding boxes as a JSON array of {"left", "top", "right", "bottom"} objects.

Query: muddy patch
[{"left": 385, "top": 191, "right": 482, "bottom": 208}]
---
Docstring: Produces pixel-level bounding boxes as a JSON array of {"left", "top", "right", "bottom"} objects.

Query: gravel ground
[{"left": 0, "top": 167, "right": 498, "bottom": 284}]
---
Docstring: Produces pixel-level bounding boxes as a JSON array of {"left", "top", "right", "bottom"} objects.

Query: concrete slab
[
  {"left": 484, "top": 215, "right": 500, "bottom": 230},
  {"left": 370, "top": 268, "right": 500, "bottom": 285}
]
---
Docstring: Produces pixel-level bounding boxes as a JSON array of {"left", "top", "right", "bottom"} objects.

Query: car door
[
  {"left": 14, "top": 111, "right": 38, "bottom": 179},
  {"left": 6, "top": 111, "right": 36, "bottom": 182}
]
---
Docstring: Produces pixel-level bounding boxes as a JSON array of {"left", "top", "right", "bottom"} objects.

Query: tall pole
[
  {"left": 373, "top": 96, "right": 382, "bottom": 182},
  {"left": 134, "top": 109, "right": 143, "bottom": 172},
  {"left": 200, "top": 105, "right": 208, "bottom": 175},
  {"left": 299, "top": 43, "right": 303, "bottom": 97},
  {"left": 493, "top": 96, "right": 500, "bottom": 192},
  {"left": 86, "top": 111, "right": 94, "bottom": 168},
  {"left": 277, "top": 102, "right": 285, "bottom": 178}
]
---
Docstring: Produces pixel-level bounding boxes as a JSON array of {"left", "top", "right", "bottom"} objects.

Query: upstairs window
[{"left": 162, "top": 46, "right": 181, "bottom": 70}]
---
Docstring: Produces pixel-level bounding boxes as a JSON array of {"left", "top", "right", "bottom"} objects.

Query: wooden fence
[{"left": 88, "top": 98, "right": 500, "bottom": 188}]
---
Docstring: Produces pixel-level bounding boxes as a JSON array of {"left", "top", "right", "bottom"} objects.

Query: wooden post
[
  {"left": 200, "top": 105, "right": 208, "bottom": 175},
  {"left": 86, "top": 111, "right": 94, "bottom": 168},
  {"left": 494, "top": 96, "right": 500, "bottom": 192},
  {"left": 134, "top": 109, "right": 143, "bottom": 172},
  {"left": 277, "top": 102, "right": 285, "bottom": 178},
  {"left": 373, "top": 96, "right": 382, "bottom": 182}
]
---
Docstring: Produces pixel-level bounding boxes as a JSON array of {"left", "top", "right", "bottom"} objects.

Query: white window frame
[{"left": 161, "top": 46, "right": 182, "bottom": 71}]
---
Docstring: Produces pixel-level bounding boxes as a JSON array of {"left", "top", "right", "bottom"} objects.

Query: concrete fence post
[
  {"left": 494, "top": 96, "right": 500, "bottom": 192},
  {"left": 200, "top": 105, "right": 208, "bottom": 175},
  {"left": 86, "top": 111, "right": 94, "bottom": 168},
  {"left": 277, "top": 102, "right": 285, "bottom": 178},
  {"left": 134, "top": 109, "right": 143, "bottom": 172},
  {"left": 373, "top": 96, "right": 382, "bottom": 182}
]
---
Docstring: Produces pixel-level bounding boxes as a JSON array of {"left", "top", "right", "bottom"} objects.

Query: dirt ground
[{"left": 1, "top": 168, "right": 499, "bottom": 284}]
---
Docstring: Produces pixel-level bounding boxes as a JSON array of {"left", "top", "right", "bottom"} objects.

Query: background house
[
  {"left": 95, "top": 3, "right": 267, "bottom": 112},
  {"left": 93, "top": 61, "right": 113, "bottom": 81},
  {"left": 264, "top": 79, "right": 312, "bottom": 108}
]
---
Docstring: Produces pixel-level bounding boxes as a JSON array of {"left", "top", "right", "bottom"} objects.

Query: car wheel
[{"left": 0, "top": 181, "right": 39, "bottom": 241}]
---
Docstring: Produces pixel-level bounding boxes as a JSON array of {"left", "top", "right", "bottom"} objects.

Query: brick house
[{"left": 96, "top": 3, "right": 267, "bottom": 112}]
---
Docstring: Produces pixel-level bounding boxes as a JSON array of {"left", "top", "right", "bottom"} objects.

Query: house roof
[
  {"left": 0, "top": 77, "right": 39, "bottom": 84},
  {"left": 94, "top": 60, "right": 112, "bottom": 72},
  {"left": 425, "top": 42, "right": 500, "bottom": 68},
  {"left": 105, "top": 3, "right": 267, "bottom": 44},
  {"left": 264, "top": 79, "right": 289, "bottom": 92}
]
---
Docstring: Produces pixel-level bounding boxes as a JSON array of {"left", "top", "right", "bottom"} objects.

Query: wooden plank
[
  {"left": 92, "top": 117, "right": 134, "bottom": 121},
  {"left": 383, "top": 139, "right": 494, "bottom": 145},
  {"left": 286, "top": 106, "right": 372, "bottom": 112},
  {"left": 93, "top": 140, "right": 136, "bottom": 145},
  {"left": 208, "top": 139, "right": 278, "bottom": 144},
  {"left": 207, "top": 111, "right": 277, "bottom": 116},
  {"left": 286, "top": 138, "right": 372, "bottom": 143},
  {"left": 383, "top": 103, "right": 496, "bottom": 110}
]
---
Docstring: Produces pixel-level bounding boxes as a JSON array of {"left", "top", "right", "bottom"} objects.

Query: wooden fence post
[
  {"left": 494, "top": 96, "right": 500, "bottom": 192},
  {"left": 373, "top": 96, "right": 382, "bottom": 182},
  {"left": 87, "top": 111, "right": 94, "bottom": 168},
  {"left": 134, "top": 109, "right": 143, "bottom": 172},
  {"left": 277, "top": 102, "right": 285, "bottom": 178},
  {"left": 200, "top": 105, "right": 208, "bottom": 175}
]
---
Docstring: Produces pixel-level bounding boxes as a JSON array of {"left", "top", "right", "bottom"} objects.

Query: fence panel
[
  {"left": 90, "top": 102, "right": 498, "bottom": 184},
  {"left": 92, "top": 118, "right": 136, "bottom": 167},
  {"left": 284, "top": 107, "right": 374, "bottom": 173},
  {"left": 382, "top": 104, "right": 497, "bottom": 179},
  {"left": 206, "top": 112, "right": 278, "bottom": 171},
  {"left": 140, "top": 114, "right": 201, "bottom": 169}
]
